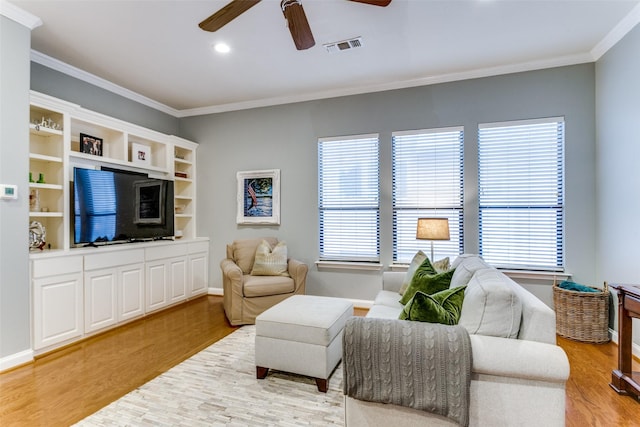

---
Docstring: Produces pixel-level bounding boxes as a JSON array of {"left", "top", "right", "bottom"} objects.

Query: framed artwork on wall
[{"left": 236, "top": 169, "right": 280, "bottom": 225}]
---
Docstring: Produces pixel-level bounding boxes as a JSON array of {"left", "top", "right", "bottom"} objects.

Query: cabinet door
[
  {"left": 169, "top": 257, "right": 187, "bottom": 303},
  {"left": 118, "top": 263, "right": 145, "bottom": 322},
  {"left": 189, "top": 252, "right": 208, "bottom": 297},
  {"left": 84, "top": 268, "right": 117, "bottom": 334},
  {"left": 146, "top": 261, "right": 168, "bottom": 313},
  {"left": 33, "top": 273, "right": 83, "bottom": 350}
]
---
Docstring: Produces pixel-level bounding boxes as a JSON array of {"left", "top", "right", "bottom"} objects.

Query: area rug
[{"left": 75, "top": 326, "right": 344, "bottom": 426}]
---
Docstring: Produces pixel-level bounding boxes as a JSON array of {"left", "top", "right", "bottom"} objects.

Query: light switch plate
[{"left": 0, "top": 184, "right": 18, "bottom": 199}]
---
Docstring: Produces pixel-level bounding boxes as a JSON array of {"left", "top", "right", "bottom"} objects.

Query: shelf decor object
[
  {"left": 29, "top": 221, "right": 46, "bottom": 250},
  {"left": 80, "top": 133, "right": 103, "bottom": 156},
  {"left": 132, "top": 142, "right": 151, "bottom": 166},
  {"left": 236, "top": 169, "right": 280, "bottom": 225}
]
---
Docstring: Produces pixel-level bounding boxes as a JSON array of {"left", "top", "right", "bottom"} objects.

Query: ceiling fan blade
[
  {"left": 199, "top": 0, "right": 261, "bottom": 32},
  {"left": 348, "top": 0, "right": 392, "bottom": 6},
  {"left": 281, "top": 0, "right": 315, "bottom": 50}
]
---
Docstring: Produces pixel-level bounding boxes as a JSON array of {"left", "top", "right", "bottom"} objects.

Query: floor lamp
[{"left": 416, "top": 218, "right": 450, "bottom": 261}]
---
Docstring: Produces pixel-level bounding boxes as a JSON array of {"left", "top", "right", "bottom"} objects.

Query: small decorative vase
[
  {"left": 29, "top": 172, "right": 34, "bottom": 183},
  {"left": 37, "top": 173, "right": 45, "bottom": 184}
]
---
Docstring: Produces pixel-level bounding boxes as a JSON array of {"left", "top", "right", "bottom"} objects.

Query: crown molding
[
  {"left": 0, "top": 0, "right": 42, "bottom": 29},
  {"left": 177, "top": 52, "right": 594, "bottom": 117},
  {"left": 591, "top": 3, "right": 640, "bottom": 60},
  {"left": 30, "top": 50, "right": 180, "bottom": 117}
]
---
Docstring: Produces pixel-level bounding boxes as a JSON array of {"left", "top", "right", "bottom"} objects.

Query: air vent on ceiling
[{"left": 324, "top": 37, "right": 363, "bottom": 53}]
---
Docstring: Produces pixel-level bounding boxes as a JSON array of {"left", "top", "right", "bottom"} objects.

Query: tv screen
[{"left": 73, "top": 167, "right": 174, "bottom": 246}]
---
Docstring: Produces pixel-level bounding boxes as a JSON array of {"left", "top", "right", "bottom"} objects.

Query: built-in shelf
[
  {"left": 29, "top": 183, "right": 63, "bottom": 190},
  {"left": 29, "top": 91, "right": 199, "bottom": 250},
  {"left": 29, "top": 212, "right": 63, "bottom": 218}
]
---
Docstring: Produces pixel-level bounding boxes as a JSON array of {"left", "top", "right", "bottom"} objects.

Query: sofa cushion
[
  {"left": 458, "top": 268, "right": 522, "bottom": 338},
  {"left": 374, "top": 290, "right": 404, "bottom": 309},
  {"left": 231, "top": 237, "right": 279, "bottom": 274},
  {"left": 399, "top": 286, "right": 466, "bottom": 325},
  {"left": 449, "top": 255, "right": 490, "bottom": 289},
  {"left": 242, "top": 275, "right": 295, "bottom": 297},
  {"left": 251, "top": 240, "right": 289, "bottom": 276},
  {"left": 399, "top": 262, "right": 455, "bottom": 306}
]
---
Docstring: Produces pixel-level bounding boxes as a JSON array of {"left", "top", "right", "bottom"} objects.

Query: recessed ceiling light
[{"left": 213, "top": 42, "right": 230, "bottom": 54}]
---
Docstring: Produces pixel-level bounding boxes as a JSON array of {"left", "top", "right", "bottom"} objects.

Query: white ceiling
[{"left": 8, "top": 0, "right": 640, "bottom": 116}]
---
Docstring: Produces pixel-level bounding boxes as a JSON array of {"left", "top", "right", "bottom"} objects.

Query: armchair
[{"left": 220, "top": 237, "right": 308, "bottom": 325}]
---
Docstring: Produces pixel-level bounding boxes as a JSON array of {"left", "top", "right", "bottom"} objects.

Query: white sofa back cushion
[
  {"left": 458, "top": 268, "right": 522, "bottom": 338},
  {"left": 449, "top": 255, "right": 490, "bottom": 289}
]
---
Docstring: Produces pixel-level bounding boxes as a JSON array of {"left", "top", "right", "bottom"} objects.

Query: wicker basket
[{"left": 552, "top": 281, "right": 610, "bottom": 343}]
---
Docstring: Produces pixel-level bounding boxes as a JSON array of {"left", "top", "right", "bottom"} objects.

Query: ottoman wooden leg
[
  {"left": 256, "top": 366, "right": 269, "bottom": 379},
  {"left": 315, "top": 378, "right": 328, "bottom": 393}
]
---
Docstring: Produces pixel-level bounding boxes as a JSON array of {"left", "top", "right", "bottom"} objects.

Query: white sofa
[{"left": 344, "top": 255, "right": 571, "bottom": 427}]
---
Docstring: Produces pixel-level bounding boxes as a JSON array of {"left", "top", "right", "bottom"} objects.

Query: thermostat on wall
[{"left": 0, "top": 184, "right": 18, "bottom": 200}]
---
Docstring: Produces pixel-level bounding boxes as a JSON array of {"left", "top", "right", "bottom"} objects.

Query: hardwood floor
[{"left": 1, "top": 296, "right": 638, "bottom": 426}]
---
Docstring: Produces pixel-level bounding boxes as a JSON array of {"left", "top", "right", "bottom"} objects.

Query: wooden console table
[{"left": 609, "top": 283, "right": 640, "bottom": 400}]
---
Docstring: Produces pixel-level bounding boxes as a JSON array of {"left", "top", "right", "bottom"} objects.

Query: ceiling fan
[{"left": 199, "top": 0, "right": 392, "bottom": 51}]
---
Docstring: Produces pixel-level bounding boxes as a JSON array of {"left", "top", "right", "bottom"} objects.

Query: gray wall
[
  {"left": 31, "top": 62, "right": 180, "bottom": 136},
  {"left": 0, "top": 16, "right": 32, "bottom": 360},
  {"left": 596, "top": 23, "right": 640, "bottom": 343},
  {"left": 179, "top": 64, "right": 597, "bottom": 303}
]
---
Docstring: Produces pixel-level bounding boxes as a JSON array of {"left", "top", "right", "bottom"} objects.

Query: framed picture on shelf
[
  {"left": 236, "top": 169, "right": 280, "bottom": 225},
  {"left": 80, "top": 133, "right": 103, "bottom": 156},
  {"left": 132, "top": 142, "right": 151, "bottom": 166}
]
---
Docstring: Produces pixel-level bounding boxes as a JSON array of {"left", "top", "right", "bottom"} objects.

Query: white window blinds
[
  {"left": 318, "top": 135, "right": 380, "bottom": 262},
  {"left": 478, "top": 118, "right": 565, "bottom": 271},
  {"left": 392, "top": 127, "right": 464, "bottom": 263}
]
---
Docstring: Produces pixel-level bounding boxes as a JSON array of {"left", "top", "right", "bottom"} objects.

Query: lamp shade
[{"left": 416, "top": 218, "right": 450, "bottom": 241}]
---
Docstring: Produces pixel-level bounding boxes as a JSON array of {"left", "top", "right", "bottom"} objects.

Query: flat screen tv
[{"left": 73, "top": 167, "right": 174, "bottom": 246}]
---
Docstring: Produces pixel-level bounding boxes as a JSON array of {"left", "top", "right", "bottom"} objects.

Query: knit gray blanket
[{"left": 342, "top": 317, "right": 472, "bottom": 426}]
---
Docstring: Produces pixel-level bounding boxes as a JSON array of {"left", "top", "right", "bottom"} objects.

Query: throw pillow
[
  {"left": 432, "top": 257, "right": 450, "bottom": 273},
  {"left": 399, "top": 286, "right": 467, "bottom": 325},
  {"left": 398, "top": 251, "right": 427, "bottom": 295},
  {"left": 399, "top": 259, "right": 454, "bottom": 305},
  {"left": 457, "top": 268, "right": 522, "bottom": 338},
  {"left": 251, "top": 240, "right": 289, "bottom": 276}
]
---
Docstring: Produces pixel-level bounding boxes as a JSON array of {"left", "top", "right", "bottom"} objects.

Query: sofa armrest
[
  {"left": 287, "top": 258, "right": 308, "bottom": 293},
  {"left": 469, "top": 334, "right": 570, "bottom": 383},
  {"left": 382, "top": 271, "right": 405, "bottom": 293},
  {"left": 220, "top": 258, "right": 243, "bottom": 282}
]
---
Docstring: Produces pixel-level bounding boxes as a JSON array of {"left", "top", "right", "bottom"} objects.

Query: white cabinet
[
  {"left": 118, "top": 264, "right": 145, "bottom": 322},
  {"left": 31, "top": 240, "right": 208, "bottom": 354},
  {"left": 84, "top": 249, "right": 145, "bottom": 334},
  {"left": 145, "top": 243, "right": 188, "bottom": 313},
  {"left": 188, "top": 241, "right": 209, "bottom": 297},
  {"left": 84, "top": 268, "right": 117, "bottom": 333},
  {"left": 32, "top": 256, "right": 83, "bottom": 350}
]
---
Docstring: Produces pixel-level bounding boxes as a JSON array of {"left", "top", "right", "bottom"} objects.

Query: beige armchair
[{"left": 220, "top": 237, "right": 308, "bottom": 326}]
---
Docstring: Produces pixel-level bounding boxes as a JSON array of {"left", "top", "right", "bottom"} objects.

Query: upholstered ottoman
[{"left": 255, "top": 294, "right": 354, "bottom": 392}]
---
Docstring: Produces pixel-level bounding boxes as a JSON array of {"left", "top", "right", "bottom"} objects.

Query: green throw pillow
[
  {"left": 399, "top": 286, "right": 467, "bottom": 325},
  {"left": 399, "top": 259, "right": 455, "bottom": 305}
]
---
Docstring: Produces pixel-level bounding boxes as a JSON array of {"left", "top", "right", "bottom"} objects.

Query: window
[
  {"left": 478, "top": 118, "right": 565, "bottom": 271},
  {"left": 318, "top": 134, "right": 380, "bottom": 262},
  {"left": 392, "top": 127, "right": 464, "bottom": 263}
]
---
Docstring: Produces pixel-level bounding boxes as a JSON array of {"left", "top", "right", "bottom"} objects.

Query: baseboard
[
  {"left": 0, "top": 348, "right": 34, "bottom": 373},
  {"left": 208, "top": 287, "right": 223, "bottom": 296},
  {"left": 608, "top": 328, "right": 640, "bottom": 360}
]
